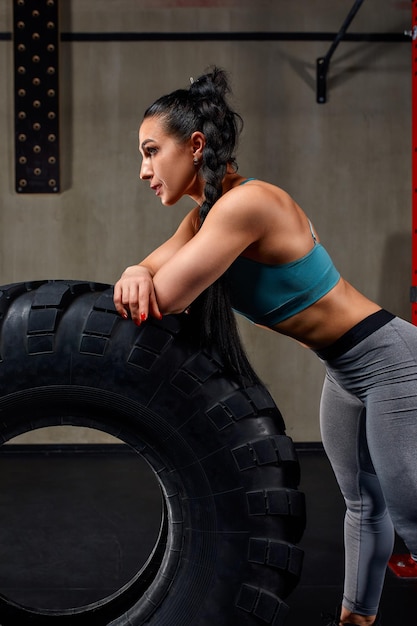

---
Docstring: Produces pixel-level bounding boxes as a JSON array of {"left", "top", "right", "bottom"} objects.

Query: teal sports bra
[{"left": 226, "top": 180, "right": 340, "bottom": 326}]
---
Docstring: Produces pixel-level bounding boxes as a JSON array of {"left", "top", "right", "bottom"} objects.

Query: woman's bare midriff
[{"left": 270, "top": 278, "right": 382, "bottom": 350}]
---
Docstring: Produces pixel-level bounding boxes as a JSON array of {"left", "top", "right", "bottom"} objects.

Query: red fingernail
[{"left": 140, "top": 312, "right": 147, "bottom": 321}]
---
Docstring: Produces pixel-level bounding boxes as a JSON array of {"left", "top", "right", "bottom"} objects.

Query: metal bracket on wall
[
  {"left": 404, "top": 24, "right": 417, "bottom": 41},
  {"left": 316, "top": 0, "right": 365, "bottom": 104},
  {"left": 13, "top": 0, "right": 60, "bottom": 193}
]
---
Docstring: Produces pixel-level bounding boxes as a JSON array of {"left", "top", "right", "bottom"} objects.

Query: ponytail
[{"left": 144, "top": 67, "right": 260, "bottom": 386}]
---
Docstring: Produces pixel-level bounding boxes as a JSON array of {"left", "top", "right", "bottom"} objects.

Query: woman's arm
[
  {"left": 115, "top": 186, "right": 267, "bottom": 323},
  {"left": 113, "top": 207, "right": 199, "bottom": 322},
  {"left": 152, "top": 189, "right": 265, "bottom": 314}
]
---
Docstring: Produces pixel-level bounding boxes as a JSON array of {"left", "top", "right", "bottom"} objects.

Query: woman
[{"left": 113, "top": 67, "right": 417, "bottom": 626}]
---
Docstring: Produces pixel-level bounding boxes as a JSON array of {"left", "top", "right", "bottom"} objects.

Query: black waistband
[{"left": 314, "top": 309, "right": 396, "bottom": 361}]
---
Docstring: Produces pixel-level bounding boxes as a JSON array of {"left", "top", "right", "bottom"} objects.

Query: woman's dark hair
[{"left": 143, "top": 67, "right": 260, "bottom": 385}]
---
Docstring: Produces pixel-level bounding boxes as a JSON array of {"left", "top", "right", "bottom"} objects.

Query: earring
[{"left": 193, "top": 158, "right": 199, "bottom": 166}]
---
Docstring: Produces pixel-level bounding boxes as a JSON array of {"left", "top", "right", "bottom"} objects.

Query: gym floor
[{"left": 0, "top": 445, "right": 414, "bottom": 625}]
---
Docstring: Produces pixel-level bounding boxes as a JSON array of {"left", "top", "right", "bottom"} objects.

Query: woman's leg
[
  {"left": 320, "top": 372, "right": 395, "bottom": 618},
  {"left": 363, "top": 318, "right": 417, "bottom": 561}
]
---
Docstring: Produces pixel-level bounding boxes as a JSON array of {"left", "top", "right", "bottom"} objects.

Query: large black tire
[{"left": 0, "top": 280, "right": 306, "bottom": 626}]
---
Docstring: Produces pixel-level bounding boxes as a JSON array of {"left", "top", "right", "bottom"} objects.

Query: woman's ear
[{"left": 190, "top": 131, "right": 205, "bottom": 160}]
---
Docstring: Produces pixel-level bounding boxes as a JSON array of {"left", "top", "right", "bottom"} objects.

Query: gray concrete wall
[{"left": 0, "top": 0, "right": 412, "bottom": 443}]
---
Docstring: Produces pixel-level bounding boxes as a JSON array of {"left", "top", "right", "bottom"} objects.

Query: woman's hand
[{"left": 113, "top": 265, "right": 162, "bottom": 324}]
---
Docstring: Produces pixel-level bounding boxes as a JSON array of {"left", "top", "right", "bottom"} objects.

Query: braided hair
[{"left": 143, "top": 67, "right": 260, "bottom": 385}]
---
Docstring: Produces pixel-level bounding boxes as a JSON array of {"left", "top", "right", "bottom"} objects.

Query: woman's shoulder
[
  {"left": 217, "top": 178, "right": 296, "bottom": 216},
  {"left": 201, "top": 179, "right": 296, "bottom": 241}
]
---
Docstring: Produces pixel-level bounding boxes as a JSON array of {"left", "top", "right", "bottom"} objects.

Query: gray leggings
[{"left": 317, "top": 314, "right": 417, "bottom": 616}]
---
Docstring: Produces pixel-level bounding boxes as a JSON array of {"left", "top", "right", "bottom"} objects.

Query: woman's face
[{"left": 138, "top": 116, "right": 204, "bottom": 206}]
